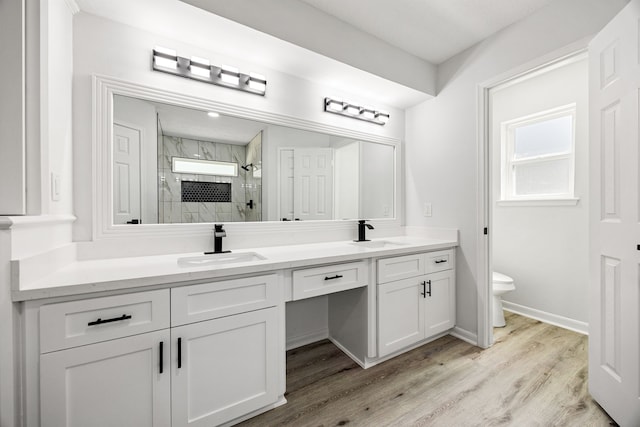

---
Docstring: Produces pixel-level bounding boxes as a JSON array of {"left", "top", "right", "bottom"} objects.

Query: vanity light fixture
[
  {"left": 220, "top": 65, "right": 241, "bottom": 85},
  {"left": 189, "top": 56, "right": 211, "bottom": 78},
  {"left": 323, "top": 97, "right": 390, "bottom": 125},
  {"left": 153, "top": 46, "right": 178, "bottom": 69},
  {"left": 152, "top": 47, "right": 267, "bottom": 96}
]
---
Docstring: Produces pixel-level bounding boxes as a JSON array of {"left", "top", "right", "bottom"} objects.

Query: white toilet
[{"left": 492, "top": 272, "right": 515, "bottom": 327}]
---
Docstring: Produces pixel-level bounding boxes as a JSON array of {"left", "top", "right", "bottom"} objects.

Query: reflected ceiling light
[
  {"left": 323, "top": 97, "right": 390, "bottom": 125},
  {"left": 151, "top": 48, "right": 267, "bottom": 96},
  {"left": 207, "top": 111, "right": 220, "bottom": 118}
]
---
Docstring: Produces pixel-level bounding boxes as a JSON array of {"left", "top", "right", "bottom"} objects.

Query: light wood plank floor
[{"left": 239, "top": 312, "right": 617, "bottom": 427}]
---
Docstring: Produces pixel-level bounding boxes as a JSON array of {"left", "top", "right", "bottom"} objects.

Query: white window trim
[{"left": 500, "top": 103, "right": 577, "bottom": 202}]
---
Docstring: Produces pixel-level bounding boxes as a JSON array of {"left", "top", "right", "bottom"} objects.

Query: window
[
  {"left": 171, "top": 157, "right": 238, "bottom": 177},
  {"left": 501, "top": 104, "right": 576, "bottom": 202}
]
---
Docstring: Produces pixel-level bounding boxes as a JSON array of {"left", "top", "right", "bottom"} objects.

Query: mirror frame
[{"left": 93, "top": 75, "right": 402, "bottom": 240}]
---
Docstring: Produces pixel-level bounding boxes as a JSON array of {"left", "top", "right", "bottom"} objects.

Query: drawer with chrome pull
[
  {"left": 39, "top": 289, "right": 170, "bottom": 353},
  {"left": 291, "top": 261, "right": 369, "bottom": 300},
  {"left": 425, "top": 249, "right": 454, "bottom": 274}
]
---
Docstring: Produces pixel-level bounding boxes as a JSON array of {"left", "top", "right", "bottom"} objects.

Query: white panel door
[
  {"left": 424, "top": 270, "right": 456, "bottom": 337},
  {"left": 171, "top": 308, "right": 279, "bottom": 427},
  {"left": 378, "top": 277, "right": 425, "bottom": 357},
  {"left": 279, "top": 148, "right": 294, "bottom": 220},
  {"left": 293, "top": 148, "right": 333, "bottom": 221},
  {"left": 113, "top": 123, "right": 141, "bottom": 224},
  {"left": 589, "top": 1, "right": 640, "bottom": 425},
  {"left": 40, "top": 330, "right": 170, "bottom": 427}
]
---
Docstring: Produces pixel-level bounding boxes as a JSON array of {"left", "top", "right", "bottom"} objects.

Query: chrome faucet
[
  {"left": 355, "top": 220, "right": 374, "bottom": 242},
  {"left": 206, "top": 224, "right": 231, "bottom": 254}
]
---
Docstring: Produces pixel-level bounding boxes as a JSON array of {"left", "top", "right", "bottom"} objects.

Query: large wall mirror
[
  {"left": 93, "top": 76, "right": 400, "bottom": 238},
  {"left": 110, "top": 93, "right": 396, "bottom": 226}
]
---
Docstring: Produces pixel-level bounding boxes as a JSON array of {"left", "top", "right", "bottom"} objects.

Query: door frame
[{"left": 475, "top": 38, "right": 590, "bottom": 348}]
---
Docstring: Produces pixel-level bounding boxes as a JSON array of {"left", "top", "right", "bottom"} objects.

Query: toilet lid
[{"left": 493, "top": 272, "right": 514, "bottom": 284}]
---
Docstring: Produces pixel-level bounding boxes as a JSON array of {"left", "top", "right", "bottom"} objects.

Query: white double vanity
[{"left": 15, "top": 235, "right": 457, "bottom": 426}]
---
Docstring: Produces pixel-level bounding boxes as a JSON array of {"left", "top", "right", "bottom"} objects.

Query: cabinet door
[
  {"left": 40, "top": 329, "right": 170, "bottom": 427},
  {"left": 424, "top": 270, "right": 456, "bottom": 337},
  {"left": 378, "top": 277, "right": 425, "bottom": 357},
  {"left": 171, "top": 307, "right": 279, "bottom": 427}
]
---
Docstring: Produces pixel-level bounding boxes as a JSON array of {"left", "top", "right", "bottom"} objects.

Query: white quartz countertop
[{"left": 12, "top": 236, "right": 457, "bottom": 301}]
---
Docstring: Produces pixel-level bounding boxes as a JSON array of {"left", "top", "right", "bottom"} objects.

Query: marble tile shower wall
[
  {"left": 244, "top": 132, "right": 262, "bottom": 222},
  {"left": 158, "top": 135, "right": 250, "bottom": 223}
]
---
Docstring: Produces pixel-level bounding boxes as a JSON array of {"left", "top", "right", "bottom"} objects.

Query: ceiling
[
  {"left": 152, "top": 101, "right": 267, "bottom": 145},
  {"left": 76, "top": 0, "right": 573, "bottom": 108},
  {"left": 298, "top": 0, "right": 558, "bottom": 64}
]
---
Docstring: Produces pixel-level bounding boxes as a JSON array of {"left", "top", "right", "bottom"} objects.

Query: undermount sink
[
  {"left": 349, "top": 240, "right": 409, "bottom": 249},
  {"left": 177, "top": 252, "right": 267, "bottom": 267}
]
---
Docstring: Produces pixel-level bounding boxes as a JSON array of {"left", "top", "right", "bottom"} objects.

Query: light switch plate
[
  {"left": 51, "top": 173, "right": 61, "bottom": 201},
  {"left": 423, "top": 202, "right": 432, "bottom": 217}
]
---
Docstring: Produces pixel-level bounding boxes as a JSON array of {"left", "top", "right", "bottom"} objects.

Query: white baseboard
[
  {"left": 286, "top": 328, "right": 328, "bottom": 350},
  {"left": 449, "top": 326, "right": 478, "bottom": 346},
  {"left": 502, "top": 301, "right": 588, "bottom": 335}
]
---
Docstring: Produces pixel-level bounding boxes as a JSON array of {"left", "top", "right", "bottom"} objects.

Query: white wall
[
  {"left": 42, "top": 0, "right": 75, "bottom": 216},
  {"left": 72, "top": 12, "right": 404, "bottom": 245},
  {"left": 492, "top": 58, "right": 589, "bottom": 325},
  {"left": 0, "top": 0, "right": 25, "bottom": 215},
  {"left": 113, "top": 96, "right": 158, "bottom": 224},
  {"left": 404, "top": 0, "right": 627, "bottom": 337},
  {"left": 361, "top": 142, "right": 394, "bottom": 219},
  {"left": 334, "top": 142, "right": 360, "bottom": 220}
]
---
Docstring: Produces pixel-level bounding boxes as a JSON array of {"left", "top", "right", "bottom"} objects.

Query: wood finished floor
[{"left": 239, "top": 313, "right": 617, "bottom": 427}]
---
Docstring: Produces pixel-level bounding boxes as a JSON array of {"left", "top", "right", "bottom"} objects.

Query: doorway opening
[{"left": 477, "top": 47, "right": 589, "bottom": 348}]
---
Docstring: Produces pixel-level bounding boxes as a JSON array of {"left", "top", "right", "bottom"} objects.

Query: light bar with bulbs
[
  {"left": 323, "top": 97, "right": 390, "bottom": 125},
  {"left": 152, "top": 47, "right": 267, "bottom": 96}
]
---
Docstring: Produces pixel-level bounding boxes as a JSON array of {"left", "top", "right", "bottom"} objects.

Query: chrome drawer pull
[
  {"left": 434, "top": 259, "right": 447, "bottom": 264},
  {"left": 87, "top": 314, "right": 132, "bottom": 326},
  {"left": 324, "top": 274, "right": 343, "bottom": 281}
]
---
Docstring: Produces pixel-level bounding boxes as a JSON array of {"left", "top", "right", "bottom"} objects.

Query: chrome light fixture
[
  {"left": 152, "top": 47, "right": 267, "bottom": 96},
  {"left": 323, "top": 97, "right": 389, "bottom": 125}
]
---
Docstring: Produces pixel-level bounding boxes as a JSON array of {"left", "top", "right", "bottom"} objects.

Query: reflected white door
[
  {"left": 279, "top": 149, "right": 294, "bottom": 221},
  {"left": 293, "top": 148, "right": 333, "bottom": 221},
  {"left": 589, "top": 1, "right": 640, "bottom": 425},
  {"left": 113, "top": 123, "right": 141, "bottom": 224}
]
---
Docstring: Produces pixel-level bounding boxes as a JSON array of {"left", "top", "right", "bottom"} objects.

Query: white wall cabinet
[
  {"left": 377, "top": 250, "right": 455, "bottom": 358},
  {"left": 40, "top": 329, "right": 171, "bottom": 427},
  {"left": 171, "top": 307, "right": 279, "bottom": 427}
]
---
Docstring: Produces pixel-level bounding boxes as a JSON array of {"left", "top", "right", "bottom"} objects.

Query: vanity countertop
[{"left": 12, "top": 235, "right": 457, "bottom": 301}]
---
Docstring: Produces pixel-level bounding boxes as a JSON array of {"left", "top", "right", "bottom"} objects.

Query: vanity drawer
[
  {"left": 378, "top": 253, "right": 425, "bottom": 284},
  {"left": 425, "top": 249, "right": 454, "bottom": 273},
  {"left": 171, "top": 274, "right": 279, "bottom": 326},
  {"left": 39, "top": 289, "right": 170, "bottom": 353},
  {"left": 292, "top": 261, "right": 368, "bottom": 300}
]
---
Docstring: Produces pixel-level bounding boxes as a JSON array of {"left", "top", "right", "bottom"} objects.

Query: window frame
[{"left": 500, "top": 104, "right": 577, "bottom": 202}]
